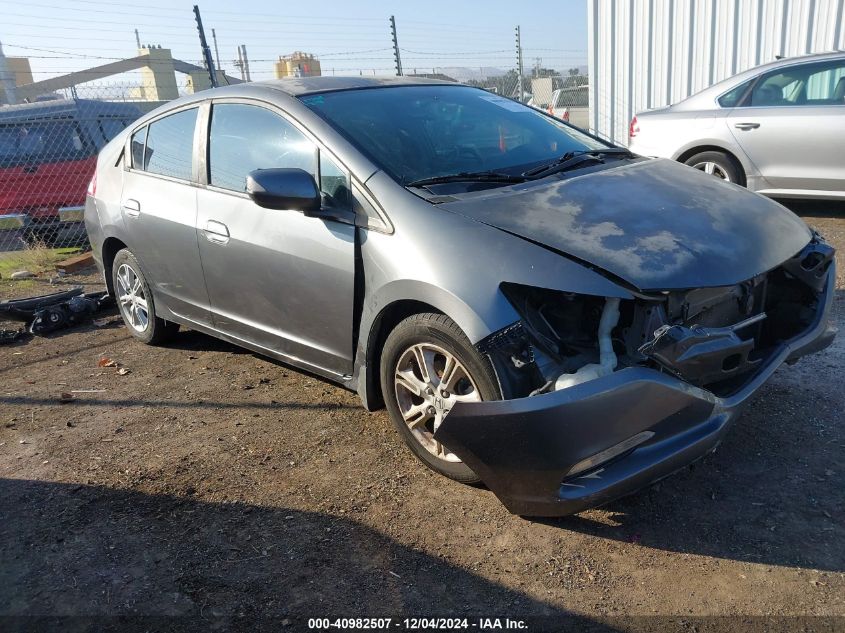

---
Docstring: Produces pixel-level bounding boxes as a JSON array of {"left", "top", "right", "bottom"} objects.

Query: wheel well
[
  {"left": 101, "top": 237, "right": 127, "bottom": 296},
  {"left": 675, "top": 145, "right": 747, "bottom": 186},
  {"left": 363, "top": 300, "right": 443, "bottom": 410}
]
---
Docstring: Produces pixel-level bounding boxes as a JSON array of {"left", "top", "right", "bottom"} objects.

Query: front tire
[
  {"left": 112, "top": 249, "right": 178, "bottom": 345},
  {"left": 380, "top": 313, "right": 501, "bottom": 483}
]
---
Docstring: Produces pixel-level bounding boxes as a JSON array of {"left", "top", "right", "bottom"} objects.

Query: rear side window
[
  {"left": 0, "top": 120, "right": 88, "bottom": 167},
  {"left": 208, "top": 103, "right": 316, "bottom": 192},
  {"left": 747, "top": 60, "right": 845, "bottom": 107},
  {"left": 143, "top": 108, "right": 198, "bottom": 180},
  {"left": 555, "top": 88, "right": 588, "bottom": 108}
]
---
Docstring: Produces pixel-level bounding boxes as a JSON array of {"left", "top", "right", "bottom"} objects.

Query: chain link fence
[
  {"left": 0, "top": 68, "right": 589, "bottom": 276},
  {"left": 0, "top": 82, "right": 179, "bottom": 277}
]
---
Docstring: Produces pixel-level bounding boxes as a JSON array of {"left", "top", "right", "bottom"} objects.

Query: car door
[
  {"left": 195, "top": 100, "right": 356, "bottom": 377},
  {"left": 726, "top": 59, "right": 845, "bottom": 193},
  {"left": 120, "top": 106, "right": 213, "bottom": 326}
]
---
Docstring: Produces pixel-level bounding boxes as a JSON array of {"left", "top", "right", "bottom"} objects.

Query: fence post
[
  {"left": 193, "top": 4, "right": 218, "bottom": 88},
  {"left": 515, "top": 26, "right": 524, "bottom": 102},
  {"left": 390, "top": 15, "right": 403, "bottom": 76}
]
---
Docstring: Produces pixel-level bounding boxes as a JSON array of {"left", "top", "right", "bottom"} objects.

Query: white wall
[{"left": 587, "top": 0, "right": 845, "bottom": 144}]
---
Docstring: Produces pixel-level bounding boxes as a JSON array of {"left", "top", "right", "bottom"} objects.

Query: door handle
[
  {"left": 734, "top": 122, "right": 760, "bottom": 130},
  {"left": 204, "top": 220, "right": 230, "bottom": 244},
  {"left": 121, "top": 199, "right": 141, "bottom": 218}
]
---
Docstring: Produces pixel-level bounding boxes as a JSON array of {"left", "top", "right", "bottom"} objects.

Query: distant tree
[
  {"left": 532, "top": 66, "right": 558, "bottom": 78},
  {"left": 467, "top": 70, "right": 531, "bottom": 99},
  {"left": 568, "top": 67, "right": 580, "bottom": 76}
]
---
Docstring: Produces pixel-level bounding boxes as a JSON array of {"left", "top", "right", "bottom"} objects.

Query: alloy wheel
[
  {"left": 394, "top": 342, "right": 481, "bottom": 462},
  {"left": 692, "top": 160, "right": 731, "bottom": 181},
  {"left": 116, "top": 263, "right": 149, "bottom": 332}
]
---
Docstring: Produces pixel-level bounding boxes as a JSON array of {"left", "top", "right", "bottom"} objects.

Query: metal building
[{"left": 587, "top": 0, "right": 845, "bottom": 144}]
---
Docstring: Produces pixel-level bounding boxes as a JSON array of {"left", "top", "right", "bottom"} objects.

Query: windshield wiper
[
  {"left": 406, "top": 171, "right": 527, "bottom": 188},
  {"left": 522, "top": 148, "right": 635, "bottom": 178}
]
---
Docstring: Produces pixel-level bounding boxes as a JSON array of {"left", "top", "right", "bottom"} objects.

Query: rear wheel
[
  {"left": 684, "top": 150, "right": 743, "bottom": 184},
  {"left": 111, "top": 249, "right": 178, "bottom": 345},
  {"left": 380, "top": 313, "right": 501, "bottom": 483}
]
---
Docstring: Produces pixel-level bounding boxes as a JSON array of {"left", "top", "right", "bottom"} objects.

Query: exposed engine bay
[{"left": 479, "top": 235, "right": 835, "bottom": 399}]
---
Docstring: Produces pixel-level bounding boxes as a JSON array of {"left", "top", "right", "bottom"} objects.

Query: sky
[{"left": 1, "top": 0, "right": 589, "bottom": 85}]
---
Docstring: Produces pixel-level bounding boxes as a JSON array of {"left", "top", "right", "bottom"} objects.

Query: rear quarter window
[
  {"left": 717, "top": 80, "right": 753, "bottom": 107},
  {"left": 98, "top": 118, "right": 132, "bottom": 143},
  {"left": 130, "top": 126, "right": 147, "bottom": 169}
]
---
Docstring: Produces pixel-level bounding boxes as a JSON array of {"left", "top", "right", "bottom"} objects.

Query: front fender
[{"left": 349, "top": 178, "right": 635, "bottom": 408}]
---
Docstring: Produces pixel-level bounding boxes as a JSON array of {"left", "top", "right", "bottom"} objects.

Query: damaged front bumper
[{"left": 434, "top": 266, "right": 837, "bottom": 517}]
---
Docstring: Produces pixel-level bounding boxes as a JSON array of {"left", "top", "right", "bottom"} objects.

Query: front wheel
[
  {"left": 380, "top": 313, "right": 501, "bottom": 483},
  {"left": 112, "top": 249, "right": 178, "bottom": 345}
]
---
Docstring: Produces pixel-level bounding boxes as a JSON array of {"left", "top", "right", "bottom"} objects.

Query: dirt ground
[{"left": 1, "top": 202, "right": 843, "bottom": 631}]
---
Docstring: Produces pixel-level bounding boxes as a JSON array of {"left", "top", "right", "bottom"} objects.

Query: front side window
[
  {"left": 300, "top": 85, "right": 608, "bottom": 184},
  {"left": 208, "top": 103, "right": 316, "bottom": 192},
  {"left": 144, "top": 108, "right": 198, "bottom": 180},
  {"left": 748, "top": 60, "right": 845, "bottom": 107}
]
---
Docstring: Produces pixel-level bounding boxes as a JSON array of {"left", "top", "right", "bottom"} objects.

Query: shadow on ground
[
  {"left": 777, "top": 198, "right": 845, "bottom": 217},
  {"left": 538, "top": 372, "right": 843, "bottom": 572},
  {"left": 0, "top": 478, "right": 622, "bottom": 632}
]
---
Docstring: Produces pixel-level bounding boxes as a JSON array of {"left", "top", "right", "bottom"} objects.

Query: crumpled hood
[{"left": 440, "top": 158, "right": 812, "bottom": 291}]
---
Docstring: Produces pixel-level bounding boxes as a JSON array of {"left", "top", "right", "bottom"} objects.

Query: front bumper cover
[{"left": 434, "top": 266, "right": 837, "bottom": 517}]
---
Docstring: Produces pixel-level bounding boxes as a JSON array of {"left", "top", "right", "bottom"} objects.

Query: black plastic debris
[
  {"left": 638, "top": 313, "right": 766, "bottom": 386},
  {"left": 0, "top": 287, "right": 113, "bottom": 337},
  {"left": 0, "top": 329, "right": 27, "bottom": 345}
]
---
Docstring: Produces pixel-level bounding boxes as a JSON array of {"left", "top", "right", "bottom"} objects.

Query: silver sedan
[{"left": 629, "top": 51, "right": 845, "bottom": 199}]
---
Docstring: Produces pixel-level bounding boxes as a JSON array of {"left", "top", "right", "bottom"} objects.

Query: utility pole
[
  {"left": 515, "top": 25, "right": 524, "bottom": 102},
  {"left": 211, "top": 28, "right": 222, "bottom": 72},
  {"left": 235, "top": 47, "right": 245, "bottom": 80},
  {"left": 240, "top": 45, "right": 251, "bottom": 81},
  {"left": 193, "top": 4, "right": 218, "bottom": 88},
  {"left": 390, "top": 15, "right": 403, "bottom": 76}
]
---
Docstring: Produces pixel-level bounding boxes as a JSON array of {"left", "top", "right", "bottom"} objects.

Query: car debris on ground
[{"left": 0, "top": 286, "right": 113, "bottom": 337}]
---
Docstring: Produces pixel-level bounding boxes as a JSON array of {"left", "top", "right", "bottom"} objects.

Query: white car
[
  {"left": 629, "top": 51, "right": 845, "bottom": 199},
  {"left": 529, "top": 86, "right": 589, "bottom": 129}
]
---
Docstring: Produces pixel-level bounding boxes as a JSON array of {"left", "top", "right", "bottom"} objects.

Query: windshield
[{"left": 300, "top": 85, "right": 609, "bottom": 184}]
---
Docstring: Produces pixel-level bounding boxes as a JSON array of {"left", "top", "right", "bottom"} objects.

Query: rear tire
[
  {"left": 111, "top": 249, "right": 178, "bottom": 345},
  {"left": 683, "top": 150, "right": 743, "bottom": 185},
  {"left": 380, "top": 313, "right": 501, "bottom": 484}
]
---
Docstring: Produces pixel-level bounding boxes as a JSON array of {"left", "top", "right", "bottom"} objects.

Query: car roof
[
  {"left": 249, "top": 75, "right": 458, "bottom": 96},
  {"left": 0, "top": 98, "right": 142, "bottom": 122}
]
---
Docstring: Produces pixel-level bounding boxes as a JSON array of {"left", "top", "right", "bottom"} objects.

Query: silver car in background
[{"left": 629, "top": 51, "right": 845, "bottom": 199}]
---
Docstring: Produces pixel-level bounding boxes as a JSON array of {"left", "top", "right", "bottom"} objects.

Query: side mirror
[{"left": 246, "top": 168, "right": 321, "bottom": 213}]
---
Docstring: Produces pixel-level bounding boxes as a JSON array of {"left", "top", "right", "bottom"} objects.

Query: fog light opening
[
  {"left": 722, "top": 353, "right": 742, "bottom": 371},
  {"left": 564, "top": 431, "right": 655, "bottom": 479}
]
